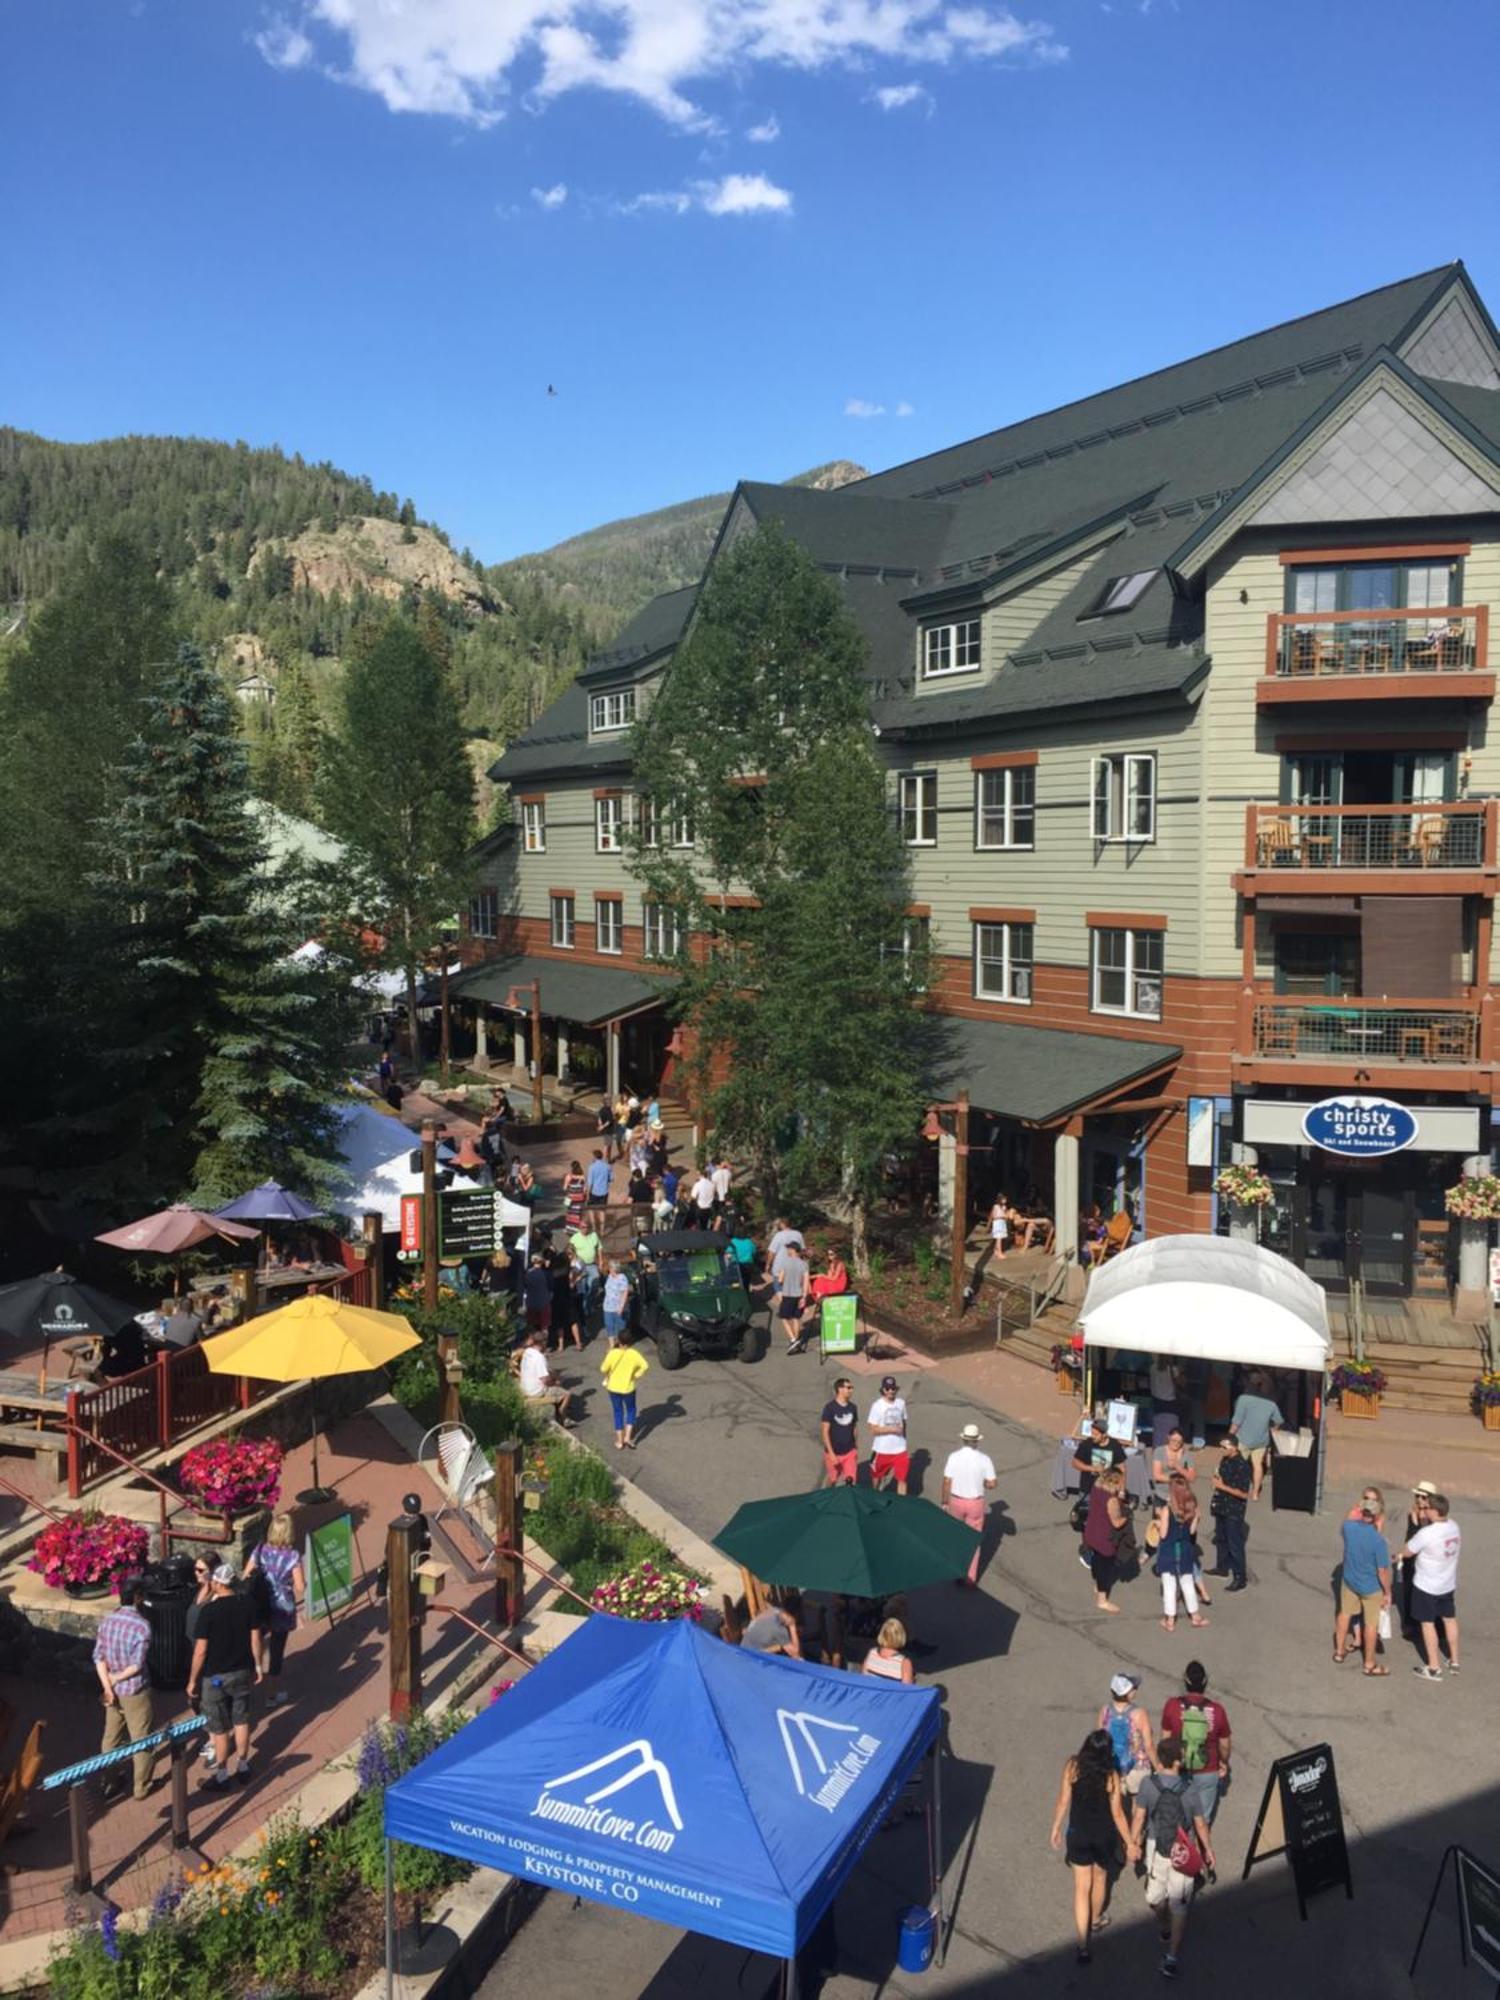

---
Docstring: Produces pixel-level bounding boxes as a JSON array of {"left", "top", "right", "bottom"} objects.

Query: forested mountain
[
  {"left": 495, "top": 459, "right": 866, "bottom": 637},
  {"left": 0, "top": 430, "right": 866, "bottom": 823}
]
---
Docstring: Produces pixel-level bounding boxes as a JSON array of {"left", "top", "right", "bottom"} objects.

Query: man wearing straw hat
[{"left": 941, "top": 1422, "right": 997, "bottom": 1587}]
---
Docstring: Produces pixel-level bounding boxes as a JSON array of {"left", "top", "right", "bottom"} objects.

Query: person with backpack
[
  {"left": 1098, "top": 1671, "right": 1156, "bottom": 1794},
  {"left": 1130, "top": 1735, "right": 1217, "bottom": 1981},
  {"left": 1160, "top": 1661, "right": 1231, "bottom": 1821}
]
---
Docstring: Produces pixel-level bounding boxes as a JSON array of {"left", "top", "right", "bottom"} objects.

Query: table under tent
[
  {"left": 383, "top": 1612, "right": 946, "bottom": 1997},
  {"left": 1078, "top": 1234, "right": 1333, "bottom": 1513}
]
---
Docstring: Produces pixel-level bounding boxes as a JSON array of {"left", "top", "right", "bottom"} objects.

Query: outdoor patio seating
[{"left": 0, "top": 1721, "right": 46, "bottom": 1851}]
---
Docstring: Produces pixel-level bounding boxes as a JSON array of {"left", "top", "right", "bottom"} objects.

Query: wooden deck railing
[
  {"left": 1245, "top": 800, "right": 1494, "bottom": 872},
  {"left": 1266, "top": 605, "right": 1488, "bottom": 679}
]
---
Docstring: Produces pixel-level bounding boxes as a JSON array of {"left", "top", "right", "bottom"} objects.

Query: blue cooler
[{"left": 897, "top": 1905, "right": 935, "bottom": 1973}]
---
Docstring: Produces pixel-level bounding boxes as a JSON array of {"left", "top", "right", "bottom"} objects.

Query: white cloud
[
  {"left": 265, "top": 2, "right": 1066, "bottom": 127},
  {"left": 621, "top": 172, "right": 792, "bottom": 217},
  {"left": 895, "top": 400, "right": 916, "bottom": 417},
  {"left": 531, "top": 182, "right": 569, "bottom": 210},
  {"left": 873, "top": 82, "right": 931, "bottom": 111},
  {"left": 746, "top": 113, "right": 780, "bottom": 142},
  {"left": 845, "top": 399, "right": 887, "bottom": 418},
  {"left": 699, "top": 172, "right": 791, "bottom": 215},
  {"left": 254, "top": 17, "right": 313, "bottom": 71}
]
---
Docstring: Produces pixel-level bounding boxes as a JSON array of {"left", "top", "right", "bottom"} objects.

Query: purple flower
[
  {"left": 357, "top": 1724, "right": 393, "bottom": 1790},
  {"left": 149, "top": 1877, "right": 184, "bottom": 1926},
  {"left": 100, "top": 1907, "right": 121, "bottom": 1962}
]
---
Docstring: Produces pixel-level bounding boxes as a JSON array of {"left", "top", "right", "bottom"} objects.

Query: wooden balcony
[
  {"left": 1232, "top": 993, "right": 1491, "bottom": 1092},
  {"left": 1235, "top": 801, "right": 1498, "bottom": 896},
  {"left": 1258, "top": 606, "right": 1492, "bottom": 704}
]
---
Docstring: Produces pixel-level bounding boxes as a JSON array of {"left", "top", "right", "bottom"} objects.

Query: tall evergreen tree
[
  {"left": 320, "top": 614, "right": 475, "bottom": 1063},
  {"left": 0, "top": 533, "right": 175, "bottom": 923},
  {"left": 87, "top": 644, "right": 352, "bottom": 1206}
]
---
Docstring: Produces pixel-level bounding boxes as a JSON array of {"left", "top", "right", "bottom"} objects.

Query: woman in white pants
[{"left": 1155, "top": 1476, "right": 1209, "bottom": 1632}]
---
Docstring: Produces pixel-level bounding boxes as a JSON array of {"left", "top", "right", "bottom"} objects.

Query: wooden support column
[
  {"left": 494, "top": 1440, "right": 524, "bottom": 1629},
  {"left": 950, "top": 1091, "right": 970, "bottom": 1320},
  {"left": 386, "top": 1512, "right": 424, "bottom": 1722},
  {"left": 362, "top": 1211, "right": 386, "bottom": 1311}
]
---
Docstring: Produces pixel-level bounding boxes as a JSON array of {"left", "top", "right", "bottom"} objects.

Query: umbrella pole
[
  {"left": 932, "top": 1732, "right": 947, "bottom": 1965},
  {"left": 299, "top": 1379, "right": 335, "bottom": 1505},
  {"left": 384, "top": 1837, "right": 395, "bottom": 2000}
]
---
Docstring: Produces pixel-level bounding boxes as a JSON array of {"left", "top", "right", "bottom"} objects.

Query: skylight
[{"left": 1085, "top": 570, "right": 1156, "bottom": 618}]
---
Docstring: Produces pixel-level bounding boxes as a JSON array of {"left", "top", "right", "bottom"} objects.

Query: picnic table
[{"left": 0, "top": 1373, "right": 81, "bottom": 1483}]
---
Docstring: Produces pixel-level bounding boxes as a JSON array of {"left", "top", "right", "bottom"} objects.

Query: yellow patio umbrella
[{"left": 199, "top": 1293, "right": 420, "bottom": 1503}]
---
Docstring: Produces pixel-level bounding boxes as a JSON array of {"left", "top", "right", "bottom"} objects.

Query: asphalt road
[{"left": 481, "top": 1326, "right": 1498, "bottom": 1999}]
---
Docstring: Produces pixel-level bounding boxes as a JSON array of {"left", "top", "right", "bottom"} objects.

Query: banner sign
[
  {"left": 1300, "top": 1097, "right": 1418, "bottom": 1159},
  {"left": 1241, "top": 1742, "right": 1352, "bottom": 1919},
  {"left": 399, "top": 1195, "right": 422, "bottom": 1255},
  {"left": 819, "top": 1296, "right": 859, "bottom": 1359},
  {"left": 305, "top": 1514, "right": 356, "bottom": 1622}
]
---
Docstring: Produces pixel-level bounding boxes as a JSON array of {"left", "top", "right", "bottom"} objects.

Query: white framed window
[
  {"left": 595, "top": 898, "right": 623, "bottom": 954},
  {"left": 643, "top": 902, "right": 682, "bottom": 960},
  {"left": 921, "top": 618, "right": 982, "bottom": 679},
  {"left": 1091, "top": 753, "right": 1156, "bottom": 842},
  {"left": 468, "top": 889, "right": 498, "bottom": 940},
  {"left": 670, "top": 812, "right": 694, "bottom": 848},
  {"left": 639, "top": 797, "right": 659, "bottom": 848},
  {"left": 521, "top": 801, "right": 546, "bottom": 853},
  {"left": 974, "top": 922, "right": 1033, "bottom": 1004},
  {"left": 595, "top": 795, "right": 624, "bottom": 853},
  {"left": 1091, "top": 926, "right": 1163, "bottom": 1019},
  {"left": 639, "top": 799, "right": 693, "bottom": 848},
  {"left": 899, "top": 771, "right": 938, "bottom": 846},
  {"left": 590, "top": 688, "right": 637, "bottom": 734},
  {"left": 975, "top": 766, "right": 1035, "bottom": 850},
  {"left": 549, "top": 894, "right": 575, "bottom": 949}
]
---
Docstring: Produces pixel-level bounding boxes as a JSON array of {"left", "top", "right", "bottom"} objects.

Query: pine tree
[
  {"left": 271, "top": 655, "right": 325, "bottom": 819},
  {"left": 88, "top": 643, "right": 352, "bottom": 1205},
  {"left": 320, "top": 614, "right": 475, "bottom": 1064}
]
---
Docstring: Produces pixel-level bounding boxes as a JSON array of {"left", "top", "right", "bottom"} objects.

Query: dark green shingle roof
[{"left": 933, "top": 1016, "right": 1180, "bottom": 1123}]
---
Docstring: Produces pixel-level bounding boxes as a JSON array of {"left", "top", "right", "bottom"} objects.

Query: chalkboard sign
[
  {"left": 438, "top": 1188, "right": 507, "bottom": 1258},
  {"left": 1410, "top": 1845, "right": 1500, "bottom": 1984},
  {"left": 1241, "top": 1743, "right": 1352, "bottom": 1919},
  {"left": 819, "top": 1295, "right": 860, "bottom": 1359}
]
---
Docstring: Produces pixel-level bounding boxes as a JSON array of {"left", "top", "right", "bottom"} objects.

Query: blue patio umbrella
[{"left": 213, "top": 1181, "right": 324, "bottom": 1224}]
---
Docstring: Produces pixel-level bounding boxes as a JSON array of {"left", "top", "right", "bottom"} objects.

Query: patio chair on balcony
[
  {"left": 1414, "top": 816, "right": 1448, "bottom": 867},
  {"left": 1256, "top": 818, "right": 1298, "bottom": 867},
  {"left": 1430, "top": 1017, "right": 1476, "bottom": 1061}
]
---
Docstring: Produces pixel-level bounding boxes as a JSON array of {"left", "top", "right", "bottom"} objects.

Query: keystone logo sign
[
  {"left": 1300, "top": 1095, "right": 1418, "bottom": 1158},
  {"left": 530, "top": 1740, "right": 682, "bottom": 1853},
  {"left": 778, "top": 1709, "right": 883, "bottom": 1816}
]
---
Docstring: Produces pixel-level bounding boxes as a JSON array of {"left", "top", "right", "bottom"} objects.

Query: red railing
[{"left": 67, "top": 1346, "right": 270, "bottom": 1497}]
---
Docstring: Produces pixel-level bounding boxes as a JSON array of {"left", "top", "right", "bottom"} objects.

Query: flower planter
[
  {"left": 1341, "top": 1389, "right": 1381, "bottom": 1420},
  {"left": 1482, "top": 1404, "right": 1500, "bottom": 1432}
]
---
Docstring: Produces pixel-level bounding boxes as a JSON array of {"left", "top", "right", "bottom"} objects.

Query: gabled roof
[{"left": 579, "top": 581, "right": 699, "bottom": 684}]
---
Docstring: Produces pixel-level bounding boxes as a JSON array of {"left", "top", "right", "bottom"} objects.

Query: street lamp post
[{"left": 923, "top": 1091, "right": 972, "bottom": 1321}]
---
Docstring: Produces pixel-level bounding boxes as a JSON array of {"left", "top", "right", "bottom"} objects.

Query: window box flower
[{"left": 28, "top": 1511, "right": 149, "bottom": 1594}]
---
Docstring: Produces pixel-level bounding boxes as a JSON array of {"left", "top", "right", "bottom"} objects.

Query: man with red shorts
[
  {"left": 820, "top": 1378, "right": 859, "bottom": 1486},
  {"left": 868, "top": 1376, "right": 911, "bottom": 1495}
]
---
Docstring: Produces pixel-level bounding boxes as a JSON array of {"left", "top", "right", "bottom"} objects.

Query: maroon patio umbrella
[{"left": 96, "top": 1204, "right": 261, "bottom": 1258}]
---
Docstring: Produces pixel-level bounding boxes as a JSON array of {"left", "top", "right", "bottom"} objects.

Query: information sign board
[{"left": 305, "top": 1513, "right": 356, "bottom": 1622}]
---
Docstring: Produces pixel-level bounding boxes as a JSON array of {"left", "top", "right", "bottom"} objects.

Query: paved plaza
[{"left": 489, "top": 1323, "right": 1498, "bottom": 1999}]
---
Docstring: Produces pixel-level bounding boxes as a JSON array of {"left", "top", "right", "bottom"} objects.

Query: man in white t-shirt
[
  {"left": 941, "top": 1422, "right": 997, "bottom": 1587},
  {"left": 710, "top": 1157, "right": 732, "bottom": 1210},
  {"left": 868, "top": 1376, "right": 910, "bottom": 1494},
  {"left": 1396, "top": 1491, "right": 1461, "bottom": 1680},
  {"left": 517, "top": 1329, "right": 576, "bottom": 1427},
  {"left": 689, "top": 1170, "right": 717, "bottom": 1225}
]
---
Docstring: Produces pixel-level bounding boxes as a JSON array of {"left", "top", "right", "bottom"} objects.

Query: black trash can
[
  {"left": 1270, "top": 1447, "right": 1319, "bottom": 1514},
  {"left": 143, "top": 1555, "right": 196, "bottom": 1691}
]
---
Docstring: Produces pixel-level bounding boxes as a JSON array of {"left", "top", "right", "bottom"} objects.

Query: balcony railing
[
  {"left": 1247, "top": 801, "right": 1492, "bottom": 872},
  {"left": 1266, "top": 605, "right": 1487, "bottom": 680},
  {"left": 1249, "top": 999, "right": 1480, "bottom": 1065}
]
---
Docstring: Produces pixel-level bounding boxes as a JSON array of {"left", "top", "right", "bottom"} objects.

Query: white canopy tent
[
  {"left": 324, "top": 1100, "right": 531, "bottom": 1243},
  {"left": 1079, "top": 1235, "right": 1331, "bottom": 1511}
]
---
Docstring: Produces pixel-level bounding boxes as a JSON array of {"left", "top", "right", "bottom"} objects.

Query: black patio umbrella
[{"left": 0, "top": 1269, "right": 141, "bottom": 1386}]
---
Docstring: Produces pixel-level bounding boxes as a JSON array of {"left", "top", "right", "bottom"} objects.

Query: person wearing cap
[
  {"left": 1071, "top": 1416, "right": 1126, "bottom": 1498},
  {"left": 1097, "top": 1671, "right": 1156, "bottom": 1791},
  {"left": 186, "top": 1562, "right": 267, "bottom": 1788},
  {"left": 941, "top": 1423, "right": 997, "bottom": 1586},
  {"left": 868, "top": 1376, "right": 910, "bottom": 1494}
]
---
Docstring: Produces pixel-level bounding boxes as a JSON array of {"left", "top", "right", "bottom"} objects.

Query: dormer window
[
  {"left": 1082, "top": 570, "right": 1155, "bottom": 619},
  {"left": 922, "top": 618, "right": 982, "bottom": 679},
  {"left": 590, "top": 688, "right": 636, "bottom": 734}
]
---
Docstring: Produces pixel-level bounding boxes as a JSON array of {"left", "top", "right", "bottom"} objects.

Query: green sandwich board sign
[
  {"left": 819, "top": 1295, "right": 860, "bottom": 1361},
  {"left": 304, "top": 1513, "right": 355, "bottom": 1622}
]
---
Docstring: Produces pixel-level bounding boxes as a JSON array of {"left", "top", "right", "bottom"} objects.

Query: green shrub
[
  {"left": 389, "top": 1291, "right": 516, "bottom": 1382},
  {"left": 341, "top": 1712, "right": 474, "bottom": 1897}
]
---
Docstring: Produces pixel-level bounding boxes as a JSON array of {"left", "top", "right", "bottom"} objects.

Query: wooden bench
[{"left": 0, "top": 1425, "right": 70, "bottom": 1484}]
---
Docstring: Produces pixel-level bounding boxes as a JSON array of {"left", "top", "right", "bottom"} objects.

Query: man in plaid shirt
[{"left": 92, "top": 1577, "right": 155, "bottom": 1802}]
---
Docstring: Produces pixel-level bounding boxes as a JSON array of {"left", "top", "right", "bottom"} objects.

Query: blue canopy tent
[{"left": 383, "top": 1614, "right": 944, "bottom": 1994}]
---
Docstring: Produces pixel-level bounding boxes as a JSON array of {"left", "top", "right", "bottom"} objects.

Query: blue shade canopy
[
  {"left": 213, "top": 1180, "right": 324, "bottom": 1224},
  {"left": 384, "top": 1613, "right": 939, "bottom": 1957}
]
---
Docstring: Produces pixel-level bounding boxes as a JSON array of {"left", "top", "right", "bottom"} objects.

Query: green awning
[
  {"left": 448, "top": 954, "right": 674, "bottom": 1030},
  {"left": 931, "top": 1016, "right": 1180, "bottom": 1125}
]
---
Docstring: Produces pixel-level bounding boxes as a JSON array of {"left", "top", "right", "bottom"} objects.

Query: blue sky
[{"left": 4, "top": 0, "right": 1499, "bottom": 563}]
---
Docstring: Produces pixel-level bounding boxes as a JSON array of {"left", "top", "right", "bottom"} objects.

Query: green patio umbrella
[{"left": 713, "top": 1483, "right": 980, "bottom": 1598}]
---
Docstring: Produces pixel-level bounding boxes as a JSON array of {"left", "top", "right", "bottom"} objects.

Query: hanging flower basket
[
  {"left": 28, "top": 1512, "right": 149, "bottom": 1594},
  {"left": 590, "top": 1560, "right": 704, "bottom": 1623},
  {"left": 1214, "top": 1165, "right": 1274, "bottom": 1209},
  {"left": 1473, "top": 1372, "right": 1500, "bottom": 1429},
  {"left": 1445, "top": 1175, "right": 1500, "bottom": 1221},
  {"left": 179, "top": 1436, "right": 284, "bottom": 1515}
]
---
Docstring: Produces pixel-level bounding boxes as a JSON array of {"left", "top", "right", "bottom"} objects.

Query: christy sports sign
[{"left": 1300, "top": 1096, "right": 1418, "bottom": 1158}]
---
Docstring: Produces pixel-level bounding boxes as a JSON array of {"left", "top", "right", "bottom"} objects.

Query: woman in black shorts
[{"left": 1049, "top": 1728, "right": 1139, "bottom": 1963}]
